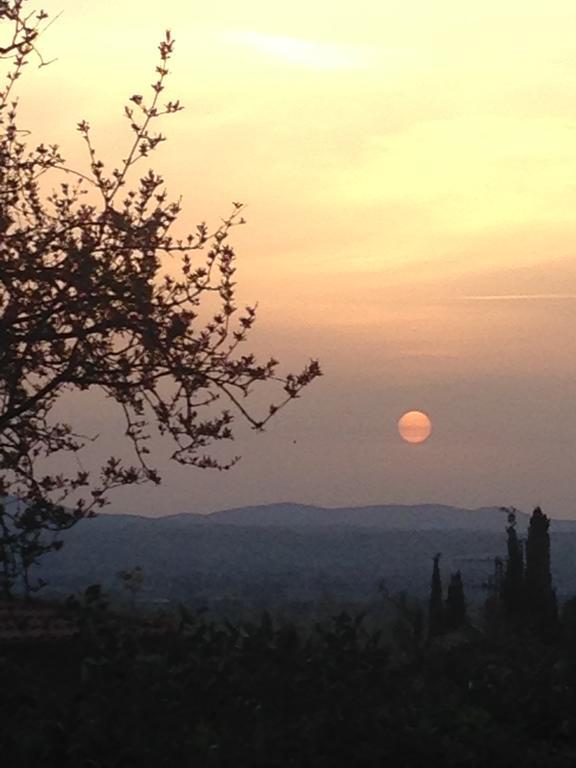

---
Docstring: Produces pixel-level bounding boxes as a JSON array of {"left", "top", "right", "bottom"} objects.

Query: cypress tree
[
  {"left": 428, "top": 553, "right": 444, "bottom": 640},
  {"left": 445, "top": 571, "right": 467, "bottom": 631},
  {"left": 525, "top": 506, "right": 557, "bottom": 634},
  {"left": 501, "top": 509, "right": 524, "bottom": 618},
  {"left": 483, "top": 556, "right": 504, "bottom": 633},
  {"left": 493, "top": 556, "right": 504, "bottom": 597}
]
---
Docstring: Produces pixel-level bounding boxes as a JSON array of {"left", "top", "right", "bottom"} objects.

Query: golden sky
[{"left": 14, "top": 0, "right": 576, "bottom": 517}]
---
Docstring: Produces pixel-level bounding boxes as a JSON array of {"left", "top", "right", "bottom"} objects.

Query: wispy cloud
[
  {"left": 463, "top": 294, "right": 576, "bottom": 301},
  {"left": 224, "top": 31, "right": 379, "bottom": 70}
]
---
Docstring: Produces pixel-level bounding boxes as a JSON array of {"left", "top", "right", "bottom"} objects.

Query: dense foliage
[
  {"left": 1, "top": 506, "right": 575, "bottom": 767},
  {"left": 2, "top": 595, "right": 576, "bottom": 767}
]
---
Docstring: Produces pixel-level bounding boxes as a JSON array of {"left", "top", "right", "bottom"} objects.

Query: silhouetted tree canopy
[{"left": 0, "top": 2, "right": 320, "bottom": 594}]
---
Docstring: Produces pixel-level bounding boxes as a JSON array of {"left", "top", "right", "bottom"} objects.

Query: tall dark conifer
[
  {"left": 445, "top": 571, "right": 467, "bottom": 631},
  {"left": 525, "top": 506, "right": 557, "bottom": 634},
  {"left": 501, "top": 509, "right": 524, "bottom": 618},
  {"left": 483, "top": 556, "right": 504, "bottom": 633},
  {"left": 428, "top": 553, "right": 444, "bottom": 640}
]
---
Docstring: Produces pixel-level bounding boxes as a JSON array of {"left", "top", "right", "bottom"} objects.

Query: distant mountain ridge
[
  {"left": 30, "top": 502, "right": 576, "bottom": 605},
  {"left": 6, "top": 498, "right": 575, "bottom": 532},
  {"left": 165, "top": 502, "right": 535, "bottom": 532}
]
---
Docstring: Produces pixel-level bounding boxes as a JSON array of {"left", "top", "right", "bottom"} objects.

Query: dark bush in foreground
[{"left": 2, "top": 598, "right": 576, "bottom": 767}]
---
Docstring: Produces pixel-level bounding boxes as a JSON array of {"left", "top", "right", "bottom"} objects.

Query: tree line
[{"left": 426, "top": 506, "right": 558, "bottom": 642}]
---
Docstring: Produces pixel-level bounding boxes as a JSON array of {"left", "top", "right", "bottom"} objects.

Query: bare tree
[{"left": 0, "top": 2, "right": 320, "bottom": 595}]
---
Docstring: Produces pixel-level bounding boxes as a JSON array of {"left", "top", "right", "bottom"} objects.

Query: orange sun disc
[{"left": 398, "top": 410, "right": 432, "bottom": 444}]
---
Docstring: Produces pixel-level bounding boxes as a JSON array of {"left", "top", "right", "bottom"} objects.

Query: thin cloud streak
[
  {"left": 223, "top": 30, "right": 380, "bottom": 70},
  {"left": 463, "top": 294, "right": 576, "bottom": 301}
]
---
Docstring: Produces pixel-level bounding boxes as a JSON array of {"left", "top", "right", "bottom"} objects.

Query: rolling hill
[{"left": 29, "top": 503, "right": 576, "bottom": 609}]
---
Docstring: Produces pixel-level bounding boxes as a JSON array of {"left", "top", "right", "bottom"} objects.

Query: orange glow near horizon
[{"left": 7, "top": 0, "right": 576, "bottom": 517}]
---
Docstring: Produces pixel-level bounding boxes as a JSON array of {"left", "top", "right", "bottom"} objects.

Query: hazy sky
[{"left": 14, "top": 0, "right": 576, "bottom": 517}]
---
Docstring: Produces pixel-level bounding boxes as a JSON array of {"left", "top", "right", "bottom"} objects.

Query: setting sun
[
  {"left": 2, "top": 4, "right": 575, "bottom": 757},
  {"left": 10, "top": 0, "right": 576, "bottom": 519},
  {"left": 398, "top": 410, "right": 432, "bottom": 444}
]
